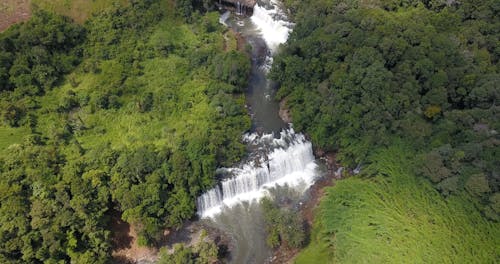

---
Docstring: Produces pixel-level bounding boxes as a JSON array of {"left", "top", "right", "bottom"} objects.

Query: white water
[
  {"left": 197, "top": 129, "right": 318, "bottom": 218},
  {"left": 196, "top": 0, "right": 317, "bottom": 221},
  {"left": 250, "top": 0, "right": 294, "bottom": 53},
  {"left": 219, "top": 11, "right": 231, "bottom": 26}
]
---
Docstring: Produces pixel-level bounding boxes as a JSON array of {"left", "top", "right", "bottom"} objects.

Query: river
[{"left": 195, "top": 1, "right": 323, "bottom": 263}]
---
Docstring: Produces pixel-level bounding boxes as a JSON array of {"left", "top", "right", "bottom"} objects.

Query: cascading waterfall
[
  {"left": 197, "top": 129, "right": 318, "bottom": 218},
  {"left": 250, "top": 0, "right": 294, "bottom": 53},
  {"left": 193, "top": 1, "right": 322, "bottom": 262},
  {"left": 196, "top": 0, "right": 317, "bottom": 221}
]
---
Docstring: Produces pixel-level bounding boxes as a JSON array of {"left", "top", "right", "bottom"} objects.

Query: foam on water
[
  {"left": 197, "top": 129, "right": 318, "bottom": 218},
  {"left": 250, "top": 0, "right": 294, "bottom": 54}
]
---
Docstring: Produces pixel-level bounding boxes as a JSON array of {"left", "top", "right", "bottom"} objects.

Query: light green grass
[
  {"left": 296, "top": 145, "right": 500, "bottom": 264},
  {"left": 31, "top": 0, "right": 129, "bottom": 23},
  {"left": 31, "top": 9, "right": 237, "bottom": 155},
  {"left": 0, "top": 126, "right": 30, "bottom": 152}
]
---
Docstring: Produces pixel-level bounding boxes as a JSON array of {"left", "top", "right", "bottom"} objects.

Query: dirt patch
[
  {"left": 110, "top": 211, "right": 158, "bottom": 264},
  {"left": 234, "top": 30, "right": 248, "bottom": 53},
  {"left": 279, "top": 98, "right": 292, "bottom": 124},
  {"left": 0, "top": 0, "right": 31, "bottom": 32},
  {"left": 110, "top": 212, "right": 231, "bottom": 263}
]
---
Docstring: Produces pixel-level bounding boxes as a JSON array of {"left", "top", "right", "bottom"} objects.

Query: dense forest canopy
[
  {"left": 272, "top": 0, "right": 499, "bottom": 219},
  {"left": 273, "top": 0, "right": 499, "bottom": 262},
  {"left": 0, "top": 0, "right": 250, "bottom": 262}
]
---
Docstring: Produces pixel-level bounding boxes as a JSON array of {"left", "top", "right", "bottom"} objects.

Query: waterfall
[
  {"left": 219, "top": 11, "right": 230, "bottom": 26},
  {"left": 195, "top": 2, "right": 318, "bottom": 262},
  {"left": 250, "top": 0, "right": 294, "bottom": 54},
  {"left": 196, "top": 0, "right": 315, "bottom": 220},
  {"left": 236, "top": 2, "right": 242, "bottom": 15},
  {"left": 196, "top": 129, "right": 318, "bottom": 218}
]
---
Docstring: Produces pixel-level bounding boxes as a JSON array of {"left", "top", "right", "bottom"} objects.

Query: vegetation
[
  {"left": 31, "top": 0, "right": 129, "bottom": 23},
  {"left": 157, "top": 230, "right": 220, "bottom": 264},
  {"left": 295, "top": 145, "right": 499, "bottom": 263},
  {"left": 261, "top": 196, "right": 306, "bottom": 249},
  {"left": 0, "top": 0, "right": 250, "bottom": 262},
  {"left": 272, "top": 0, "right": 499, "bottom": 262},
  {"left": 272, "top": 0, "right": 499, "bottom": 218}
]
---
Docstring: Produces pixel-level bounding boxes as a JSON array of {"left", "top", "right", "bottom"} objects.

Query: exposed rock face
[{"left": 279, "top": 98, "right": 292, "bottom": 123}]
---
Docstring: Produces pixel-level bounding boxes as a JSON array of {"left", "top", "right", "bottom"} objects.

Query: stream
[{"left": 195, "top": 1, "right": 324, "bottom": 263}]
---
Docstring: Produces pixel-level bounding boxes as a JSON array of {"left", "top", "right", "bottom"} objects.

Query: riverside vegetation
[
  {"left": 0, "top": 0, "right": 250, "bottom": 262},
  {"left": 270, "top": 0, "right": 499, "bottom": 262}
]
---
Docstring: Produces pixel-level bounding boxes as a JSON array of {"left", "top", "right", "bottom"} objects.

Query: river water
[{"left": 196, "top": 1, "right": 322, "bottom": 263}]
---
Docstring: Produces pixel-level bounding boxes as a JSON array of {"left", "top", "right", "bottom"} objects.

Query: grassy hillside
[
  {"left": 0, "top": 0, "right": 31, "bottom": 32},
  {"left": 1, "top": 0, "right": 128, "bottom": 32},
  {"left": 32, "top": 0, "right": 129, "bottom": 23},
  {"left": 295, "top": 145, "right": 499, "bottom": 263}
]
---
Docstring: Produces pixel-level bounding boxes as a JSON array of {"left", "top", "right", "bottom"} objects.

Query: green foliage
[
  {"left": 275, "top": 1, "right": 499, "bottom": 261},
  {"left": 176, "top": 0, "right": 194, "bottom": 21},
  {"left": 212, "top": 51, "right": 251, "bottom": 88},
  {"left": 0, "top": 0, "right": 250, "bottom": 262},
  {"left": 261, "top": 197, "right": 306, "bottom": 249},
  {"left": 295, "top": 145, "right": 500, "bottom": 263},
  {"left": 272, "top": 0, "right": 499, "bottom": 218},
  {"left": 0, "top": 140, "right": 111, "bottom": 263},
  {"left": 158, "top": 231, "right": 219, "bottom": 264},
  {"left": 0, "top": 10, "right": 85, "bottom": 94}
]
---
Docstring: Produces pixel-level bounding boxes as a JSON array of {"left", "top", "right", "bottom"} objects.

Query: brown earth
[
  {"left": 0, "top": 0, "right": 31, "bottom": 32},
  {"left": 110, "top": 210, "right": 230, "bottom": 263},
  {"left": 279, "top": 98, "right": 292, "bottom": 124},
  {"left": 110, "top": 211, "right": 159, "bottom": 264}
]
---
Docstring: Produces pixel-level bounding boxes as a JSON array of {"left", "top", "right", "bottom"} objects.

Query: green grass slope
[
  {"left": 296, "top": 145, "right": 499, "bottom": 264},
  {"left": 31, "top": 0, "right": 129, "bottom": 23}
]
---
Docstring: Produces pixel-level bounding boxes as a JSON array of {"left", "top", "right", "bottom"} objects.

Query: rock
[{"left": 279, "top": 98, "right": 292, "bottom": 123}]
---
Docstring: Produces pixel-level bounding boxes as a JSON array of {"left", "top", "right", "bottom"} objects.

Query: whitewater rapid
[
  {"left": 250, "top": 0, "right": 294, "bottom": 53},
  {"left": 197, "top": 129, "right": 317, "bottom": 218},
  {"left": 196, "top": 0, "right": 318, "bottom": 222}
]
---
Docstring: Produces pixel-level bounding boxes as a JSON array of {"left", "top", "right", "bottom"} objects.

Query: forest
[
  {"left": 271, "top": 0, "right": 499, "bottom": 262},
  {"left": 0, "top": 0, "right": 250, "bottom": 262},
  {"left": 0, "top": 0, "right": 499, "bottom": 262}
]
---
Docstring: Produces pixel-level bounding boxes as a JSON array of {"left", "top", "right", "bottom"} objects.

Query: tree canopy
[
  {"left": 272, "top": 0, "right": 499, "bottom": 219},
  {"left": 0, "top": 0, "right": 250, "bottom": 262}
]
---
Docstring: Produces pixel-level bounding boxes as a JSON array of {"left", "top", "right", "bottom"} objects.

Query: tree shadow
[{"left": 109, "top": 209, "right": 133, "bottom": 251}]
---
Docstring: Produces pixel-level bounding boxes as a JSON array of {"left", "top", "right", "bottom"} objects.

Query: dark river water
[{"left": 195, "top": 3, "right": 322, "bottom": 263}]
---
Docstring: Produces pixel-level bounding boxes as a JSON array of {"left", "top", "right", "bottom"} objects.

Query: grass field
[
  {"left": 0, "top": 126, "right": 29, "bottom": 152},
  {"left": 295, "top": 145, "right": 500, "bottom": 264},
  {"left": 1, "top": 0, "right": 129, "bottom": 32},
  {"left": 31, "top": 0, "right": 129, "bottom": 23}
]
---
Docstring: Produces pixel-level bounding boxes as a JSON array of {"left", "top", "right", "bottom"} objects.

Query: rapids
[{"left": 196, "top": 1, "right": 321, "bottom": 262}]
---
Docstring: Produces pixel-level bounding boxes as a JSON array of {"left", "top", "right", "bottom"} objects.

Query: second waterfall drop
[{"left": 196, "top": 1, "right": 321, "bottom": 263}]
